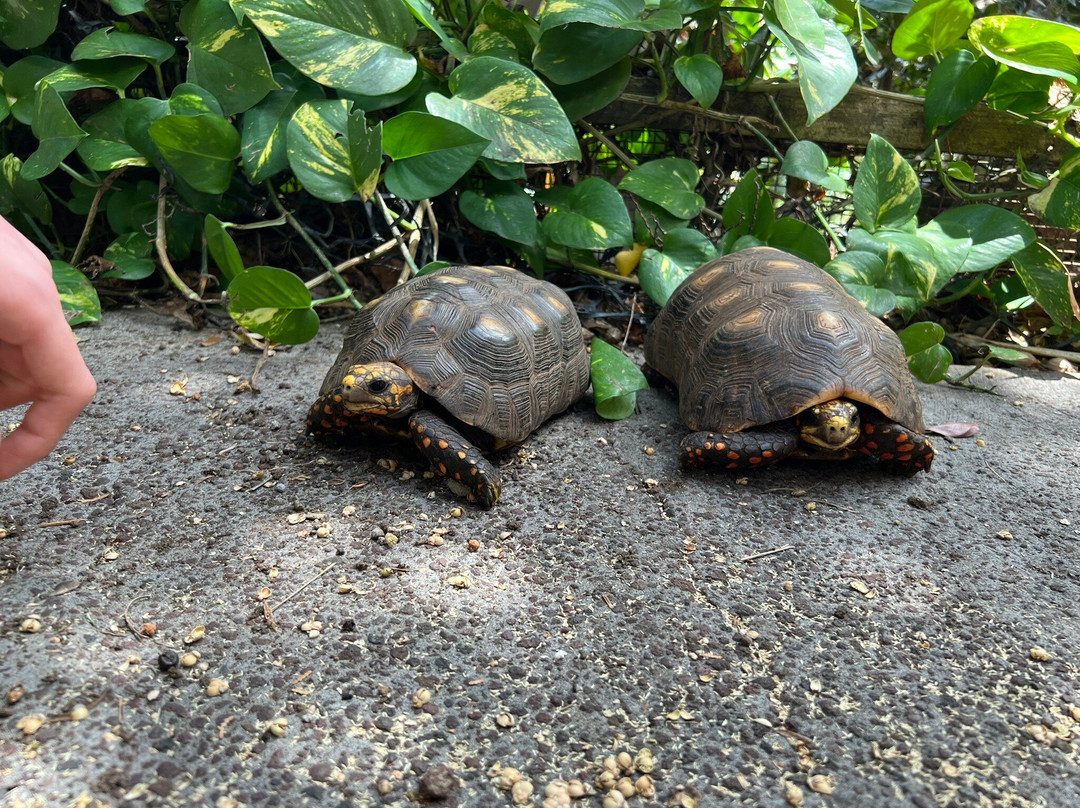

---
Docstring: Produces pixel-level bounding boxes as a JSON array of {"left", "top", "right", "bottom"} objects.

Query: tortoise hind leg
[
  {"left": 409, "top": 410, "right": 501, "bottom": 508},
  {"left": 680, "top": 429, "right": 799, "bottom": 470},
  {"left": 857, "top": 419, "right": 935, "bottom": 475}
]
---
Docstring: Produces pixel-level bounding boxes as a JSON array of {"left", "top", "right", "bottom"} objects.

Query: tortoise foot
[
  {"left": 858, "top": 421, "right": 935, "bottom": 475},
  {"left": 306, "top": 390, "right": 355, "bottom": 437},
  {"left": 409, "top": 410, "right": 501, "bottom": 508},
  {"left": 679, "top": 429, "right": 798, "bottom": 471}
]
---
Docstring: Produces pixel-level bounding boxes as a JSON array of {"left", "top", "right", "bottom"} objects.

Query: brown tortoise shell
[
  {"left": 317, "top": 265, "right": 590, "bottom": 444},
  {"left": 644, "top": 247, "right": 926, "bottom": 434}
]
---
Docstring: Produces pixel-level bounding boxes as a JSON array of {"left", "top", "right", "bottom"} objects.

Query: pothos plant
[{"left": 1, "top": 0, "right": 1078, "bottom": 418}]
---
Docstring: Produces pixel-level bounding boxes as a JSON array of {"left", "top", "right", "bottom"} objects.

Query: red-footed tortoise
[
  {"left": 307, "top": 265, "right": 590, "bottom": 507},
  {"left": 644, "top": 247, "right": 934, "bottom": 475}
]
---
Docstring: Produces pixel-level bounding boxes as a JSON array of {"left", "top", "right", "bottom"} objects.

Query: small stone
[
  {"left": 19, "top": 617, "right": 42, "bottom": 634},
  {"left": 510, "top": 780, "right": 534, "bottom": 804},
  {"left": 141, "top": 623, "right": 157, "bottom": 637},
  {"left": 419, "top": 764, "right": 460, "bottom": 801},
  {"left": 206, "top": 678, "right": 229, "bottom": 697},
  {"left": 635, "top": 775, "right": 656, "bottom": 798},
  {"left": 180, "top": 652, "right": 199, "bottom": 667},
  {"left": 7, "top": 684, "right": 25, "bottom": 704},
  {"left": 157, "top": 650, "right": 180, "bottom": 671},
  {"left": 467, "top": 539, "right": 480, "bottom": 552},
  {"left": 412, "top": 688, "right": 432, "bottom": 708},
  {"left": 784, "top": 781, "right": 804, "bottom": 807},
  {"left": 602, "top": 790, "right": 626, "bottom": 808},
  {"left": 634, "top": 748, "right": 655, "bottom": 773},
  {"left": 17, "top": 714, "right": 46, "bottom": 735},
  {"left": 1030, "top": 646, "right": 1051, "bottom": 662},
  {"left": 69, "top": 703, "right": 89, "bottom": 721},
  {"left": 376, "top": 779, "right": 393, "bottom": 795},
  {"left": 996, "top": 529, "right": 1014, "bottom": 540},
  {"left": 316, "top": 525, "right": 331, "bottom": 538}
]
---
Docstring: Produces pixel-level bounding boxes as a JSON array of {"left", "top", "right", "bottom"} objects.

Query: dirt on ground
[{"left": 1, "top": 307, "right": 1079, "bottom": 808}]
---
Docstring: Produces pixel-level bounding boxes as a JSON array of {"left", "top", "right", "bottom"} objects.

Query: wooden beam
[{"left": 592, "top": 80, "right": 1068, "bottom": 164}]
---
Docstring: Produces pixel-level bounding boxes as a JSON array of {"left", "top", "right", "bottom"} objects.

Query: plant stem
[
  {"left": 71, "top": 167, "right": 127, "bottom": 265},
  {"left": 374, "top": 193, "right": 421, "bottom": 283},
  {"left": 579, "top": 120, "right": 638, "bottom": 169},
  {"left": 264, "top": 181, "right": 362, "bottom": 310},
  {"left": 20, "top": 212, "right": 60, "bottom": 259},
  {"left": 933, "top": 139, "right": 1034, "bottom": 202},
  {"left": 648, "top": 36, "right": 670, "bottom": 104},
  {"left": 310, "top": 290, "right": 356, "bottom": 307},
  {"left": 154, "top": 174, "right": 203, "bottom": 302},
  {"left": 58, "top": 162, "right": 99, "bottom": 187}
]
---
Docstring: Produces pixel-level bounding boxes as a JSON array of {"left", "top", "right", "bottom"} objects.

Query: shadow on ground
[{"left": 1, "top": 309, "right": 1079, "bottom": 808}]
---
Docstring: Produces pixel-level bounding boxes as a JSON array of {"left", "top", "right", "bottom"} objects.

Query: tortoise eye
[{"left": 368, "top": 379, "right": 389, "bottom": 394}]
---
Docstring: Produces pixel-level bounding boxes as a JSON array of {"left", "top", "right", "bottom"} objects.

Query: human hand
[{"left": 0, "top": 216, "right": 97, "bottom": 480}]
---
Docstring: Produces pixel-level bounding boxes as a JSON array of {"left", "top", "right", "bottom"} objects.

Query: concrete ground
[{"left": 1, "top": 307, "right": 1078, "bottom": 808}]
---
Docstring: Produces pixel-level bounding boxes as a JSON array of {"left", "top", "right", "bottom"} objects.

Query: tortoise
[
  {"left": 644, "top": 247, "right": 935, "bottom": 475},
  {"left": 306, "top": 264, "right": 590, "bottom": 507}
]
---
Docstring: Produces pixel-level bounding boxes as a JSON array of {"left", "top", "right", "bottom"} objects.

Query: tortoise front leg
[
  {"left": 306, "top": 389, "right": 354, "bottom": 437},
  {"left": 856, "top": 419, "right": 935, "bottom": 475},
  {"left": 409, "top": 410, "right": 501, "bottom": 508},
  {"left": 680, "top": 429, "right": 799, "bottom": 470}
]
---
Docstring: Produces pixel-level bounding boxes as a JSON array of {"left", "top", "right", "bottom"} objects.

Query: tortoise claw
[
  {"left": 409, "top": 410, "right": 501, "bottom": 508},
  {"left": 857, "top": 420, "right": 935, "bottom": 475}
]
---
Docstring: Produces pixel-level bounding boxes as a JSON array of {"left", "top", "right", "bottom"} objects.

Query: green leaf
[
  {"left": 459, "top": 180, "right": 539, "bottom": 245},
  {"left": 227, "top": 266, "right": 319, "bottom": 344},
  {"left": 241, "top": 70, "right": 324, "bottom": 183},
  {"left": 233, "top": 0, "right": 416, "bottom": 96},
  {"left": 4, "top": 56, "right": 65, "bottom": 125},
  {"left": 22, "top": 85, "right": 88, "bottom": 181},
  {"left": 969, "top": 16, "right": 1080, "bottom": 79},
  {"left": 924, "top": 50, "right": 997, "bottom": 135},
  {"left": 824, "top": 250, "right": 898, "bottom": 316},
  {"left": 102, "top": 232, "right": 156, "bottom": 280},
  {"left": 51, "top": 261, "right": 102, "bottom": 326},
  {"left": 0, "top": 155, "right": 52, "bottom": 224},
  {"left": 468, "top": 26, "right": 519, "bottom": 61},
  {"left": 108, "top": 0, "right": 147, "bottom": 12},
  {"left": 985, "top": 68, "right": 1053, "bottom": 114},
  {"left": 0, "top": 0, "right": 61, "bottom": 49},
  {"left": 480, "top": 3, "right": 540, "bottom": 59},
  {"left": 538, "top": 177, "right": 632, "bottom": 250},
  {"left": 639, "top": 249, "right": 693, "bottom": 306},
  {"left": 180, "top": 0, "right": 278, "bottom": 117},
  {"left": 722, "top": 168, "right": 774, "bottom": 240},
  {"left": 399, "top": 0, "right": 470, "bottom": 61},
  {"left": 590, "top": 338, "right": 648, "bottom": 421},
  {"left": 781, "top": 140, "right": 849, "bottom": 192},
  {"left": 71, "top": 28, "right": 176, "bottom": 65},
  {"left": 427, "top": 57, "right": 580, "bottom": 163},
  {"left": 945, "top": 161, "right": 975, "bottom": 182},
  {"left": 205, "top": 215, "right": 245, "bottom": 282},
  {"left": 845, "top": 227, "right": 935, "bottom": 317},
  {"left": 618, "top": 157, "right": 704, "bottom": 219},
  {"left": 853, "top": 134, "right": 921, "bottom": 233},
  {"left": 149, "top": 114, "right": 240, "bottom": 194},
  {"left": 775, "top": 0, "right": 825, "bottom": 51},
  {"left": 764, "top": 218, "right": 831, "bottom": 266},
  {"left": 39, "top": 59, "right": 147, "bottom": 94},
  {"left": 918, "top": 204, "right": 1035, "bottom": 292},
  {"left": 550, "top": 57, "right": 632, "bottom": 121},
  {"left": 76, "top": 100, "right": 150, "bottom": 172},
  {"left": 1011, "top": 242, "right": 1080, "bottom": 327},
  {"left": 416, "top": 260, "right": 454, "bottom": 276},
  {"left": 899, "top": 322, "right": 950, "bottom": 383},
  {"left": 891, "top": 0, "right": 973, "bottom": 61},
  {"left": 673, "top": 54, "right": 724, "bottom": 109},
  {"left": 286, "top": 100, "right": 382, "bottom": 203},
  {"left": 661, "top": 228, "right": 718, "bottom": 269},
  {"left": 538, "top": 0, "right": 681, "bottom": 33},
  {"left": 533, "top": 23, "right": 643, "bottom": 84},
  {"left": 766, "top": 13, "right": 857, "bottom": 125},
  {"left": 382, "top": 111, "right": 489, "bottom": 200},
  {"left": 898, "top": 321, "right": 945, "bottom": 355}
]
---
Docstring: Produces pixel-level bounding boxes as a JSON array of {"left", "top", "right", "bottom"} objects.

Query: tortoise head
[
  {"left": 340, "top": 362, "right": 420, "bottom": 417},
  {"left": 797, "top": 398, "right": 860, "bottom": 451}
]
